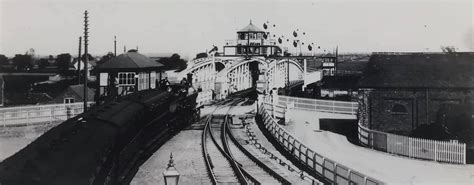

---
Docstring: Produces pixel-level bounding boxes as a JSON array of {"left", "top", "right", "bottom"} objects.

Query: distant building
[
  {"left": 73, "top": 59, "right": 97, "bottom": 81},
  {"left": 321, "top": 53, "right": 338, "bottom": 76},
  {"left": 223, "top": 21, "right": 282, "bottom": 56},
  {"left": 319, "top": 76, "right": 360, "bottom": 99},
  {"left": 50, "top": 84, "right": 94, "bottom": 104},
  {"left": 358, "top": 53, "right": 474, "bottom": 135},
  {"left": 94, "top": 51, "right": 164, "bottom": 102}
]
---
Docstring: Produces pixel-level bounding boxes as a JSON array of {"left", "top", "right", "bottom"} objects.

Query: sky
[{"left": 0, "top": 0, "right": 472, "bottom": 59}]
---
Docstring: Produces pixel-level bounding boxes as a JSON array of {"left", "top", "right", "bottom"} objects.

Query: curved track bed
[{"left": 202, "top": 95, "right": 290, "bottom": 185}]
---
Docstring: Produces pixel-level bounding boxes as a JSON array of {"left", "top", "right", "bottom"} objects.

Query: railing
[
  {"left": 358, "top": 121, "right": 467, "bottom": 164},
  {"left": 263, "top": 102, "right": 286, "bottom": 118},
  {"left": 258, "top": 104, "right": 384, "bottom": 185},
  {"left": 196, "top": 90, "right": 213, "bottom": 107},
  {"left": 0, "top": 102, "right": 94, "bottom": 127},
  {"left": 276, "top": 95, "right": 358, "bottom": 115}
]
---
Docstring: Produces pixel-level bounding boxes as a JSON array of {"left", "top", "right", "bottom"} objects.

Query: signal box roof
[
  {"left": 96, "top": 51, "right": 164, "bottom": 72},
  {"left": 238, "top": 22, "right": 264, "bottom": 33}
]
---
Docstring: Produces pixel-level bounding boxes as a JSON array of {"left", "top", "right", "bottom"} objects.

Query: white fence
[
  {"left": 276, "top": 95, "right": 358, "bottom": 115},
  {"left": 196, "top": 90, "right": 213, "bottom": 107},
  {"left": 358, "top": 121, "right": 466, "bottom": 164},
  {"left": 258, "top": 104, "right": 383, "bottom": 185},
  {"left": 0, "top": 102, "right": 94, "bottom": 127}
]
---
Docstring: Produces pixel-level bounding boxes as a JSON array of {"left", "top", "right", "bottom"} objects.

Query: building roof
[
  {"left": 95, "top": 51, "right": 164, "bottom": 71},
  {"left": 358, "top": 53, "right": 474, "bottom": 89},
  {"left": 321, "top": 76, "right": 361, "bottom": 89},
  {"left": 238, "top": 22, "right": 264, "bottom": 33},
  {"left": 69, "top": 84, "right": 95, "bottom": 101}
]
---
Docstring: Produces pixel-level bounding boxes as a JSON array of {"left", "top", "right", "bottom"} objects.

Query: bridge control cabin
[
  {"left": 94, "top": 51, "right": 165, "bottom": 103},
  {"left": 223, "top": 21, "right": 282, "bottom": 56}
]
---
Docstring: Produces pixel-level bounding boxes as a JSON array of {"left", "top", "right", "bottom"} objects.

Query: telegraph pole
[
  {"left": 114, "top": 35, "right": 117, "bottom": 56},
  {"left": 83, "top": 10, "right": 89, "bottom": 111},
  {"left": 78, "top": 36, "right": 82, "bottom": 84}
]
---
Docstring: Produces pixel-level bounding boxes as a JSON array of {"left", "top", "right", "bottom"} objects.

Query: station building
[{"left": 94, "top": 51, "right": 164, "bottom": 102}]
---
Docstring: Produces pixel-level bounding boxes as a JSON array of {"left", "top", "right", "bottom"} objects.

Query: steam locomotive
[{"left": 0, "top": 85, "right": 199, "bottom": 185}]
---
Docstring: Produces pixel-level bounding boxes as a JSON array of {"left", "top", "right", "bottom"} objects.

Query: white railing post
[
  {"left": 332, "top": 101, "right": 335, "bottom": 113},
  {"left": 463, "top": 143, "right": 466, "bottom": 164},
  {"left": 50, "top": 107, "right": 53, "bottom": 124},
  {"left": 26, "top": 111, "right": 29, "bottom": 125}
]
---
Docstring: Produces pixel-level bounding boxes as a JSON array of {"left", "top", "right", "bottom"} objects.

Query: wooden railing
[
  {"left": 358, "top": 120, "right": 466, "bottom": 164},
  {"left": 258, "top": 104, "right": 383, "bottom": 185},
  {"left": 0, "top": 102, "right": 94, "bottom": 127}
]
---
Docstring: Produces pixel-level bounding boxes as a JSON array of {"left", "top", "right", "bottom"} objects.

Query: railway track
[{"left": 202, "top": 95, "right": 291, "bottom": 185}]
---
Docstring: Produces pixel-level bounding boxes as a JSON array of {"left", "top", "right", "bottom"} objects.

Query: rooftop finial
[{"left": 250, "top": 19, "right": 252, "bottom": 25}]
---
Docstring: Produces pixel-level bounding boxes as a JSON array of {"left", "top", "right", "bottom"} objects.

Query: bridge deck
[{"left": 283, "top": 110, "right": 474, "bottom": 184}]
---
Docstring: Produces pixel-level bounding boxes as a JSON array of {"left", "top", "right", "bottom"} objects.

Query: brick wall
[{"left": 365, "top": 88, "right": 474, "bottom": 135}]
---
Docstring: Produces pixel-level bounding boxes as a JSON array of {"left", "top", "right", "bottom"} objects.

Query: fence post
[
  {"left": 26, "top": 111, "right": 29, "bottom": 125},
  {"left": 332, "top": 101, "right": 335, "bottom": 113},
  {"left": 463, "top": 143, "right": 466, "bottom": 164},
  {"left": 50, "top": 107, "right": 54, "bottom": 124}
]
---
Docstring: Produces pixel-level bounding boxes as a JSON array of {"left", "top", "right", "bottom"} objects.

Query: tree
[
  {"left": 81, "top": 53, "right": 94, "bottom": 62},
  {"left": 195, "top": 52, "right": 208, "bottom": 59},
  {"left": 0, "top": 54, "right": 8, "bottom": 65},
  {"left": 157, "top": 53, "right": 188, "bottom": 71},
  {"left": 97, "top": 52, "right": 115, "bottom": 65},
  {"left": 38, "top": 58, "right": 49, "bottom": 69},
  {"left": 56, "top": 53, "right": 72, "bottom": 74},
  {"left": 441, "top": 46, "right": 456, "bottom": 53},
  {"left": 12, "top": 54, "right": 32, "bottom": 71}
]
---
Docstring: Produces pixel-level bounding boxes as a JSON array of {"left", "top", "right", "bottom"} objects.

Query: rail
[
  {"left": 276, "top": 95, "right": 357, "bottom": 115},
  {"left": 208, "top": 115, "right": 248, "bottom": 185},
  {"left": 201, "top": 115, "right": 218, "bottom": 184},
  {"left": 358, "top": 120, "right": 467, "bottom": 164},
  {"left": 225, "top": 115, "right": 292, "bottom": 185},
  {"left": 221, "top": 116, "right": 258, "bottom": 185},
  {"left": 0, "top": 102, "right": 95, "bottom": 127},
  {"left": 258, "top": 103, "right": 384, "bottom": 185}
]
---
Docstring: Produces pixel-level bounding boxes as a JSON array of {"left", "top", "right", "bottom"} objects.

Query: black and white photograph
[{"left": 0, "top": 0, "right": 473, "bottom": 184}]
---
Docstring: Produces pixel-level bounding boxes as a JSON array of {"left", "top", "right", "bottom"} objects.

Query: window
[
  {"left": 391, "top": 104, "right": 408, "bottom": 114},
  {"left": 150, "top": 71, "right": 156, "bottom": 89},
  {"left": 64, "top": 98, "right": 75, "bottom": 104},
  {"left": 138, "top": 72, "right": 150, "bottom": 91},
  {"left": 99, "top": 73, "right": 108, "bottom": 86},
  {"left": 239, "top": 33, "right": 246, "bottom": 40},
  {"left": 118, "top": 72, "right": 136, "bottom": 86}
]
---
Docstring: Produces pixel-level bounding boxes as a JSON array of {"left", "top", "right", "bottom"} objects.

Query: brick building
[{"left": 358, "top": 53, "right": 474, "bottom": 135}]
